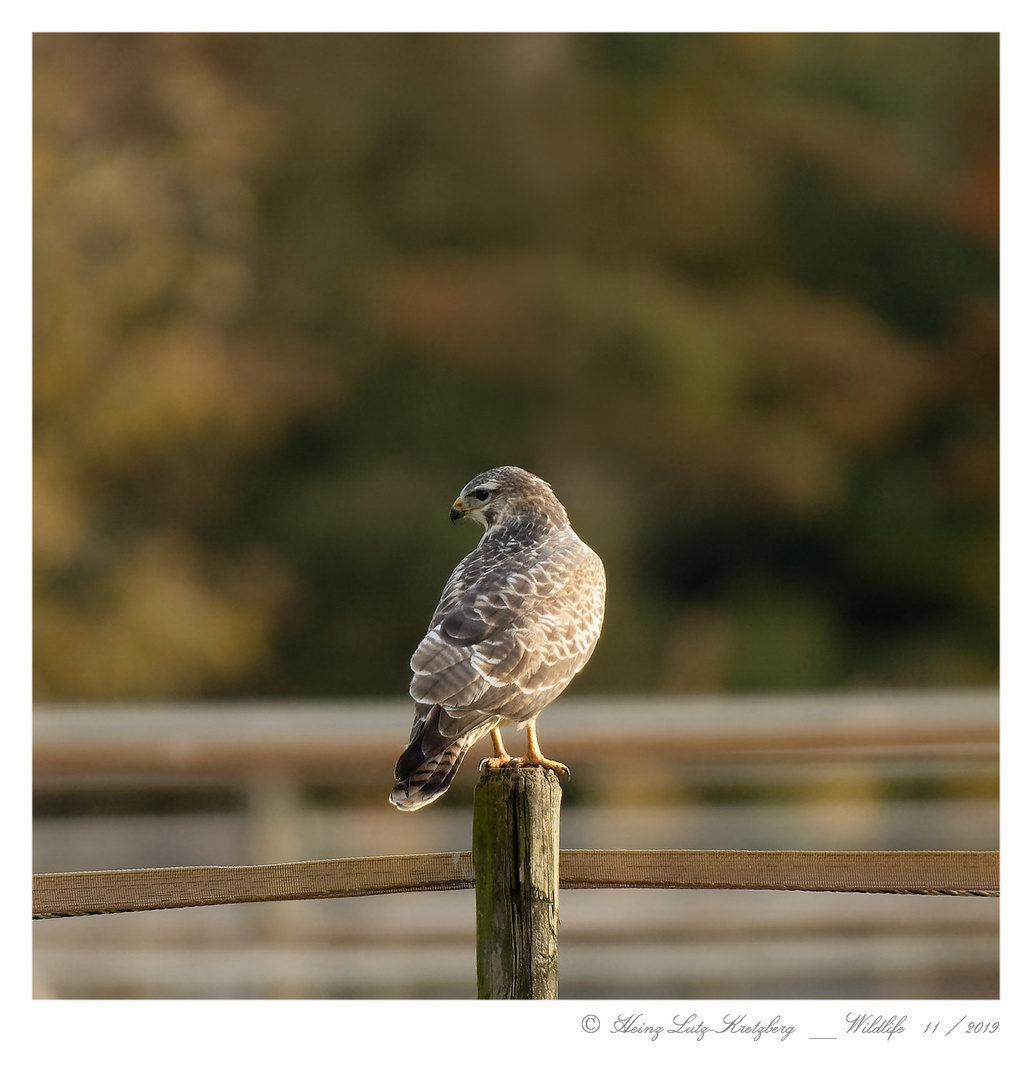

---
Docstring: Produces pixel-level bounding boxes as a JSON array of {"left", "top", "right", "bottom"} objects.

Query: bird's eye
[{"left": 472, "top": 488, "right": 491, "bottom": 502}]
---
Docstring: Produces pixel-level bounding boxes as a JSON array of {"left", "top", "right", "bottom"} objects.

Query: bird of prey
[{"left": 390, "top": 466, "right": 606, "bottom": 810}]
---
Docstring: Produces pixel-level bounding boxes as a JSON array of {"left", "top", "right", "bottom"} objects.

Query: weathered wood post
[{"left": 472, "top": 767, "right": 562, "bottom": 999}]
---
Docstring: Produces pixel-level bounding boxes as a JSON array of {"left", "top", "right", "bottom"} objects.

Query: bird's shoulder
[{"left": 445, "top": 520, "right": 599, "bottom": 603}]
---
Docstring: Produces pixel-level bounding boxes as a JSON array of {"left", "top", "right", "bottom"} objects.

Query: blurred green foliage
[{"left": 33, "top": 32, "right": 998, "bottom": 699}]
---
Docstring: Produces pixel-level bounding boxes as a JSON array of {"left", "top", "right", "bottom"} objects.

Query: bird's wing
[{"left": 409, "top": 533, "right": 605, "bottom": 729}]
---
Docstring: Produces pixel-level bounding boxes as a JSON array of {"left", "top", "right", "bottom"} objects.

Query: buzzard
[{"left": 390, "top": 466, "right": 606, "bottom": 810}]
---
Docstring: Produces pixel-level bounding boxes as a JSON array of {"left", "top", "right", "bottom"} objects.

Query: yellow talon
[
  {"left": 479, "top": 727, "right": 513, "bottom": 770},
  {"left": 507, "top": 754, "right": 569, "bottom": 776},
  {"left": 508, "top": 718, "right": 569, "bottom": 775}
]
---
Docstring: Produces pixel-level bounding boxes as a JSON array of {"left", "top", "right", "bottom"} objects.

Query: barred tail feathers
[{"left": 390, "top": 705, "right": 492, "bottom": 810}]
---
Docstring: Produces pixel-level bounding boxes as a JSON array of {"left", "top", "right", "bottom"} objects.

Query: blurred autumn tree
[{"left": 33, "top": 32, "right": 998, "bottom": 700}]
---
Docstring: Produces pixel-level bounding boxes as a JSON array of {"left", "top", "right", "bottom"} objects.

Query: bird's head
[{"left": 449, "top": 466, "right": 569, "bottom": 531}]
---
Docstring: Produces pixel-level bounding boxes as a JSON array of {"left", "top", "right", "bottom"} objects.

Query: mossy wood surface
[{"left": 473, "top": 768, "right": 562, "bottom": 999}]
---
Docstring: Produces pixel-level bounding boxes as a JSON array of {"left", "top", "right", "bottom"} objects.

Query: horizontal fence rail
[
  {"left": 33, "top": 689, "right": 999, "bottom": 777},
  {"left": 33, "top": 848, "right": 999, "bottom": 919}
]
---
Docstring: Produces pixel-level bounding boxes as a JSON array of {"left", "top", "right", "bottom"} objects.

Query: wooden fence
[
  {"left": 33, "top": 779, "right": 999, "bottom": 999},
  {"left": 33, "top": 691, "right": 999, "bottom": 999},
  {"left": 32, "top": 847, "right": 1000, "bottom": 922}
]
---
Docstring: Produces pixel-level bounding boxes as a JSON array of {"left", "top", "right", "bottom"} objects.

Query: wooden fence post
[{"left": 473, "top": 767, "right": 562, "bottom": 999}]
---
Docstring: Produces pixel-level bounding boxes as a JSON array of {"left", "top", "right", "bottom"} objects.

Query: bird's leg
[
  {"left": 479, "top": 726, "right": 513, "bottom": 770},
  {"left": 510, "top": 718, "right": 570, "bottom": 777}
]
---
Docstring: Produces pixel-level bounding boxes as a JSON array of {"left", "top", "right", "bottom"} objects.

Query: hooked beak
[{"left": 449, "top": 499, "right": 467, "bottom": 524}]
